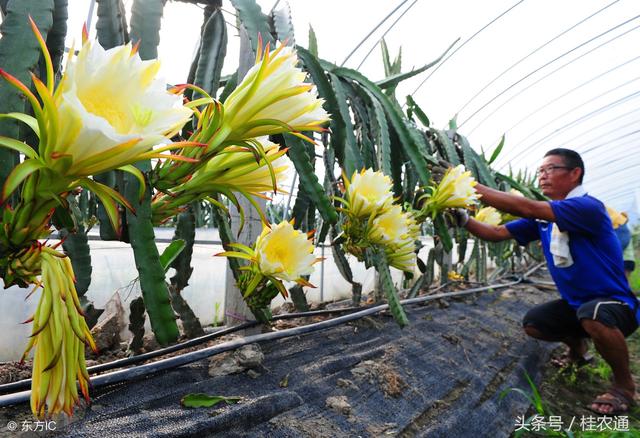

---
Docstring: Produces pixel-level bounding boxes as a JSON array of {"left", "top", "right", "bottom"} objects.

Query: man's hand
[
  {"left": 448, "top": 208, "right": 469, "bottom": 227},
  {"left": 429, "top": 159, "right": 452, "bottom": 184}
]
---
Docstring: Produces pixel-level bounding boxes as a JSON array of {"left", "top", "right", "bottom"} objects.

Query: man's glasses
[{"left": 537, "top": 165, "right": 573, "bottom": 176}]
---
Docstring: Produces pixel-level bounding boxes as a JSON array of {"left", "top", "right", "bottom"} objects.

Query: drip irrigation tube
[{"left": 0, "top": 272, "right": 541, "bottom": 408}]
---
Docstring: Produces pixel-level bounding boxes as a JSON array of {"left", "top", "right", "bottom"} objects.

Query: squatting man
[{"left": 441, "top": 148, "right": 639, "bottom": 415}]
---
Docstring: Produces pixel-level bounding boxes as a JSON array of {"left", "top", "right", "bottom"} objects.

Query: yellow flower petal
[{"left": 255, "top": 221, "right": 316, "bottom": 281}]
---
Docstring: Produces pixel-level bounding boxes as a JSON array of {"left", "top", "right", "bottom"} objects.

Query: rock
[
  {"left": 208, "top": 352, "right": 245, "bottom": 377},
  {"left": 246, "top": 369, "right": 261, "bottom": 379},
  {"left": 90, "top": 293, "right": 125, "bottom": 353},
  {"left": 235, "top": 344, "right": 264, "bottom": 368},
  {"left": 272, "top": 302, "right": 296, "bottom": 315},
  {"left": 142, "top": 333, "right": 160, "bottom": 353},
  {"left": 336, "top": 378, "right": 359, "bottom": 390},
  {"left": 208, "top": 343, "right": 264, "bottom": 377},
  {"left": 326, "top": 396, "right": 351, "bottom": 415}
]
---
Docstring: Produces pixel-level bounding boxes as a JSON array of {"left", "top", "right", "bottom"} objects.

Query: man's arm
[
  {"left": 475, "top": 184, "right": 556, "bottom": 222},
  {"left": 464, "top": 217, "right": 513, "bottom": 242}
]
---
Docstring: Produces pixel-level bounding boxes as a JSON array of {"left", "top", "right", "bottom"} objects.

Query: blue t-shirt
[{"left": 505, "top": 194, "right": 638, "bottom": 318}]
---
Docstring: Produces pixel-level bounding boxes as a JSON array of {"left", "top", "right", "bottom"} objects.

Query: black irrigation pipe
[{"left": 0, "top": 265, "right": 544, "bottom": 407}]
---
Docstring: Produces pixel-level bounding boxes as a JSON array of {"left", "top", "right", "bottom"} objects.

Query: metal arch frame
[
  {"left": 496, "top": 90, "right": 640, "bottom": 170},
  {"left": 485, "top": 54, "right": 640, "bottom": 149},
  {"left": 408, "top": 0, "right": 525, "bottom": 99},
  {"left": 459, "top": 14, "right": 640, "bottom": 130},
  {"left": 455, "top": 0, "right": 622, "bottom": 117}
]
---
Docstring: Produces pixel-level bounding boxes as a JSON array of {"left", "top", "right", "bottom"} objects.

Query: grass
[
  {"left": 629, "top": 267, "right": 640, "bottom": 293},
  {"left": 629, "top": 234, "right": 640, "bottom": 292}
]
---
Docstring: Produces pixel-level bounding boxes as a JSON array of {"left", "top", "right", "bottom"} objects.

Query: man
[{"left": 450, "top": 148, "right": 639, "bottom": 415}]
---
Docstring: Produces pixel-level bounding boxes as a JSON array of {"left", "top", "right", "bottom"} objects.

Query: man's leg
[
  {"left": 523, "top": 325, "right": 588, "bottom": 362},
  {"left": 577, "top": 300, "right": 638, "bottom": 414},
  {"left": 522, "top": 299, "right": 589, "bottom": 364}
]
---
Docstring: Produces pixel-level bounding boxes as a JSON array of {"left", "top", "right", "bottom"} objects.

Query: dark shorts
[
  {"left": 522, "top": 298, "right": 639, "bottom": 340},
  {"left": 624, "top": 260, "right": 636, "bottom": 273}
]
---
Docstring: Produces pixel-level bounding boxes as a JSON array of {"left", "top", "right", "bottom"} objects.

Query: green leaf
[
  {"left": 381, "top": 39, "right": 392, "bottom": 77},
  {"left": 123, "top": 161, "right": 180, "bottom": 345},
  {"left": 45, "top": 0, "right": 68, "bottom": 77},
  {"left": 193, "top": 8, "right": 227, "bottom": 99},
  {"left": 370, "top": 95, "right": 391, "bottom": 176},
  {"left": 231, "top": 0, "right": 274, "bottom": 53},
  {"left": 129, "top": 0, "right": 165, "bottom": 61},
  {"left": 79, "top": 177, "right": 123, "bottom": 235},
  {"left": 296, "top": 46, "right": 347, "bottom": 168},
  {"left": 434, "top": 129, "right": 460, "bottom": 166},
  {"left": 118, "top": 164, "right": 146, "bottom": 201},
  {"left": 0, "top": 135, "right": 37, "bottom": 159},
  {"left": 270, "top": 1, "right": 294, "bottom": 45},
  {"left": 95, "top": 0, "right": 128, "bottom": 49},
  {"left": 331, "top": 235, "right": 354, "bottom": 284},
  {"left": 369, "top": 247, "right": 409, "bottom": 327},
  {"left": 159, "top": 239, "right": 186, "bottom": 272},
  {"left": 0, "top": 0, "right": 54, "bottom": 186},
  {"left": 308, "top": 24, "right": 318, "bottom": 56},
  {"left": 488, "top": 134, "right": 505, "bottom": 164},
  {"left": 218, "top": 70, "right": 238, "bottom": 103},
  {"left": 448, "top": 115, "right": 457, "bottom": 131},
  {"left": 0, "top": 113, "right": 39, "bottom": 138},
  {"left": 211, "top": 195, "right": 241, "bottom": 280},
  {"left": 283, "top": 133, "right": 337, "bottom": 225},
  {"left": 180, "top": 393, "right": 241, "bottom": 409},
  {"left": 405, "top": 95, "right": 430, "bottom": 127},
  {"left": 327, "top": 72, "right": 362, "bottom": 175},
  {"left": 375, "top": 38, "right": 458, "bottom": 90},
  {"left": 345, "top": 81, "right": 376, "bottom": 170},
  {"left": 332, "top": 67, "right": 432, "bottom": 186},
  {"left": 434, "top": 214, "right": 453, "bottom": 253},
  {"left": 457, "top": 134, "right": 497, "bottom": 189},
  {"left": 2, "top": 159, "right": 44, "bottom": 201}
]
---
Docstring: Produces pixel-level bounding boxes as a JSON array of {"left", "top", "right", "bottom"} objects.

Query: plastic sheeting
[{"left": 1, "top": 282, "right": 559, "bottom": 437}]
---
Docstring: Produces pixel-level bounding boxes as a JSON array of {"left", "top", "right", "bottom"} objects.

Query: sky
[{"left": 67, "top": 0, "right": 640, "bottom": 216}]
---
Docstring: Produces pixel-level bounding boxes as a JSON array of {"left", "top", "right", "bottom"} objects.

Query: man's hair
[{"left": 544, "top": 148, "right": 584, "bottom": 183}]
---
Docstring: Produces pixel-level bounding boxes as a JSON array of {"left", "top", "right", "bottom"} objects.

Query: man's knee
[
  {"left": 580, "top": 318, "right": 620, "bottom": 339},
  {"left": 523, "top": 324, "right": 544, "bottom": 339}
]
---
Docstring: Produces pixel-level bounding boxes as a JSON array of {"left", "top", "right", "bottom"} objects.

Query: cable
[
  {"left": 456, "top": 0, "right": 621, "bottom": 116},
  {"left": 355, "top": 0, "right": 420, "bottom": 71},
  {"left": 485, "top": 53, "right": 640, "bottom": 148},
  {"left": 0, "top": 270, "right": 543, "bottom": 406},
  {"left": 459, "top": 14, "right": 640, "bottom": 130},
  {"left": 409, "top": 0, "right": 525, "bottom": 97},
  {"left": 341, "top": 0, "right": 412, "bottom": 67}
]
